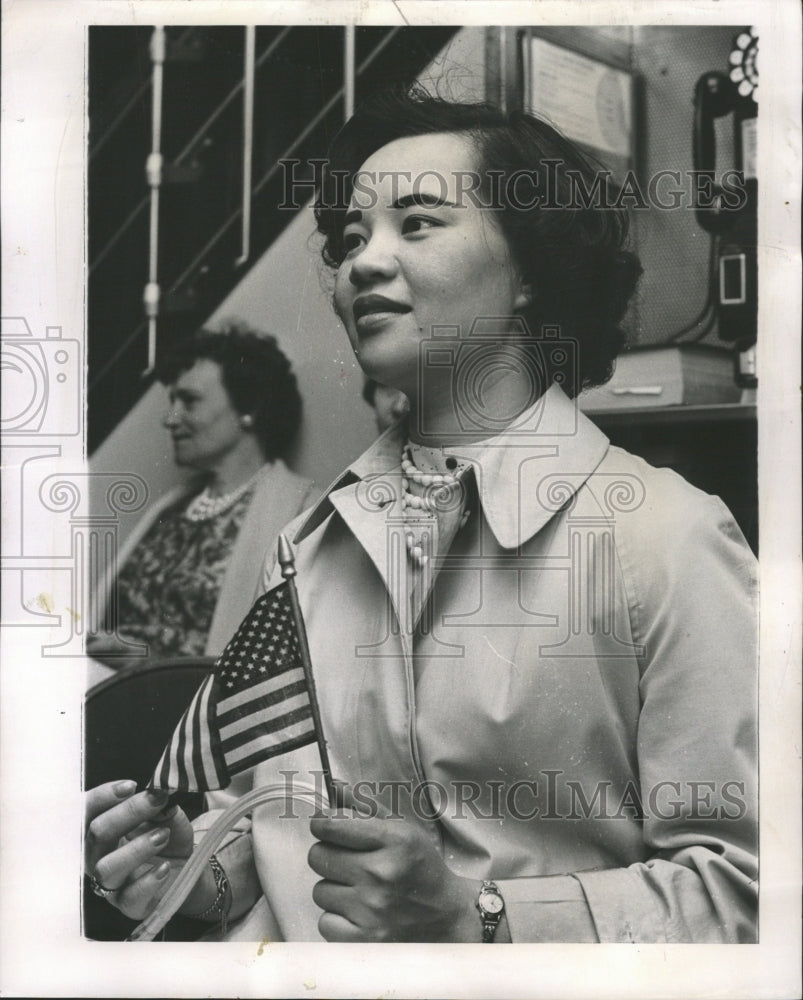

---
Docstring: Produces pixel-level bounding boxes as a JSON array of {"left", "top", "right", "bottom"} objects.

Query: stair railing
[
  {"left": 89, "top": 25, "right": 402, "bottom": 394},
  {"left": 90, "top": 26, "right": 293, "bottom": 278}
]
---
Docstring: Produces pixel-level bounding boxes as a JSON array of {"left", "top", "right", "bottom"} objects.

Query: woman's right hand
[{"left": 84, "top": 780, "right": 196, "bottom": 921}]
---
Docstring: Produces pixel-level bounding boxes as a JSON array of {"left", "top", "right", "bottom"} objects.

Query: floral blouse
[{"left": 114, "top": 487, "right": 255, "bottom": 659}]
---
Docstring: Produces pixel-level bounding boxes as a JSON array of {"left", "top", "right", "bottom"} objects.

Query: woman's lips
[{"left": 353, "top": 294, "right": 411, "bottom": 332}]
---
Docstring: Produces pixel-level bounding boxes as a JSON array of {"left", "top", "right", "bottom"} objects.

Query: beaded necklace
[
  {"left": 184, "top": 469, "right": 262, "bottom": 523},
  {"left": 400, "top": 444, "right": 471, "bottom": 566}
]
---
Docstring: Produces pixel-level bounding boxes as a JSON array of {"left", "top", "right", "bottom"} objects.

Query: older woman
[
  {"left": 89, "top": 323, "right": 319, "bottom": 666},
  {"left": 85, "top": 90, "right": 757, "bottom": 944}
]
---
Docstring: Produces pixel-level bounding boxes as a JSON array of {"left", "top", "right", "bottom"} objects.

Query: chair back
[
  {"left": 84, "top": 656, "right": 215, "bottom": 940},
  {"left": 84, "top": 655, "right": 215, "bottom": 790}
]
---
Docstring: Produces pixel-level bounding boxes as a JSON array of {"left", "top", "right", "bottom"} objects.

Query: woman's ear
[{"left": 514, "top": 283, "right": 533, "bottom": 312}]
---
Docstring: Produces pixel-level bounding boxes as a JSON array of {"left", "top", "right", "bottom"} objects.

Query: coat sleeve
[{"left": 498, "top": 491, "right": 758, "bottom": 943}]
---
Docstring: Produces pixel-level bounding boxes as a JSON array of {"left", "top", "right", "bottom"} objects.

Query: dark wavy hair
[
  {"left": 156, "top": 322, "right": 302, "bottom": 460},
  {"left": 314, "top": 87, "right": 642, "bottom": 395}
]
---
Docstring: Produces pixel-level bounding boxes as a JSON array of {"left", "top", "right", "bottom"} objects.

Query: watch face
[{"left": 480, "top": 890, "right": 504, "bottom": 915}]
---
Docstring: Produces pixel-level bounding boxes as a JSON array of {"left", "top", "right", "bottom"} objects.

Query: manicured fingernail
[
  {"left": 146, "top": 789, "right": 169, "bottom": 807},
  {"left": 113, "top": 780, "right": 137, "bottom": 798},
  {"left": 154, "top": 861, "right": 171, "bottom": 880},
  {"left": 149, "top": 827, "right": 170, "bottom": 846}
]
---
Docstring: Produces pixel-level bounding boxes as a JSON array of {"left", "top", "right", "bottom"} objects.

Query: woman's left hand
[{"left": 308, "top": 808, "right": 489, "bottom": 942}]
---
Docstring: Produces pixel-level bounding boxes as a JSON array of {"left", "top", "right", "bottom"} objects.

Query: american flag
[{"left": 151, "top": 582, "right": 317, "bottom": 793}]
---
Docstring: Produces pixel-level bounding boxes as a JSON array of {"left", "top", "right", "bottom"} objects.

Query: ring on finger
[{"left": 89, "top": 873, "right": 115, "bottom": 899}]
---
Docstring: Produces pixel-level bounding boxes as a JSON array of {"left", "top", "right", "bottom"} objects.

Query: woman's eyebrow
[
  {"left": 393, "top": 192, "right": 460, "bottom": 210},
  {"left": 344, "top": 192, "right": 459, "bottom": 224}
]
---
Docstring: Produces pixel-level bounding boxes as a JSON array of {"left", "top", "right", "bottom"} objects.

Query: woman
[
  {"left": 88, "top": 323, "right": 319, "bottom": 668},
  {"left": 85, "top": 90, "right": 757, "bottom": 943}
]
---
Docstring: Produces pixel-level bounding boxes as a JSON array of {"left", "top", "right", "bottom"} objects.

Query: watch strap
[{"left": 477, "top": 879, "right": 504, "bottom": 943}]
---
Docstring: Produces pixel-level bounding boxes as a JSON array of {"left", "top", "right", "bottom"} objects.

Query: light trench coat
[{"left": 204, "top": 385, "right": 757, "bottom": 943}]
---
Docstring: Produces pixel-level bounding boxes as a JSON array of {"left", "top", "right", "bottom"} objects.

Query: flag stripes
[
  {"left": 226, "top": 720, "right": 318, "bottom": 774},
  {"left": 219, "top": 685, "right": 310, "bottom": 743},
  {"left": 217, "top": 668, "right": 308, "bottom": 726},
  {"left": 219, "top": 694, "right": 312, "bottom": 754},
  {"left": 224, "top": 705, "right": 311, "bottom": 770},
  {"left": 150, "top": 581, "right": 318, "bottom": 793}
]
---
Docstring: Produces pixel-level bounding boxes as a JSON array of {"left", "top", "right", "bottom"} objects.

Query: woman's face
[
  {"left": 163, "top": 358, "right": 248, "bottom": 471},
  {"left": 333, "top": 132, "right": 528, "bottom": 398}
]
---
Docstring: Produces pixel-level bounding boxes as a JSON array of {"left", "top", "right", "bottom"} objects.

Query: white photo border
[{"left": 1, "top": 2, "right": 800, "bottom": 997}]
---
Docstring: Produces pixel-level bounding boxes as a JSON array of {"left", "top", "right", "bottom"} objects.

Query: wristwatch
[{"left": 476, "top": 879, "right": 505, "bottom": 942}]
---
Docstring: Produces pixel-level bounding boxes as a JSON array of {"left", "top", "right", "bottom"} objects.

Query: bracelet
[{"left": 186, "top": 854, "right": 231, "bottom": 936}]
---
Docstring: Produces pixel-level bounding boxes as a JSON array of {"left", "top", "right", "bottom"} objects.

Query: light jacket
[{"left": 209, "top": 386, "right": 757, "bottom": 943}]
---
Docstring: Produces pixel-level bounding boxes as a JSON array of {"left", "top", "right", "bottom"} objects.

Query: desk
[{"left": 584, "top": 404, "right": 758, "bottom": 555}]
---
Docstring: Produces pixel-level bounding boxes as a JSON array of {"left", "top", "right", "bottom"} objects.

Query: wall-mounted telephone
[{"left": 692, "top": 29, "right": 758, "bottom": 370}]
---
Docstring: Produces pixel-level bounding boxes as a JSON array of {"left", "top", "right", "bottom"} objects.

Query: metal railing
[
  {"left": 89, "top": 25, "right": 400, "bottom": 392},
  {"left": 90, "top": 26, "right": 293, "bottom": 277}
]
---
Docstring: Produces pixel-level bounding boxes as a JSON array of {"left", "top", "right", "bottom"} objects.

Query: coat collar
[{"left": 294, "top": 385, "right": 610, "bottom": 550}]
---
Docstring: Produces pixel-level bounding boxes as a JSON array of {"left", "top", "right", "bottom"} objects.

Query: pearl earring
[
  {"left": 240, "top": 414, "right": 254, "bottom": 429},
  {"left": 515, "top": 285, "right": 533, "bottom": 311}
]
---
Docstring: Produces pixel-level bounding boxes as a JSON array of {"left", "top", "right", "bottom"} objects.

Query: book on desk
[{"left": 578, "top": 344, "right": 740, "bottom": 412}]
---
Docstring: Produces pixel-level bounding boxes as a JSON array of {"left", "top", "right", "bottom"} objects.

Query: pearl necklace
[
  {"left": 400, "top": 445, "right": 471, "bottom": 565},
  {"left": 184, "top": 471, "right": 260, "bottom": 523}
]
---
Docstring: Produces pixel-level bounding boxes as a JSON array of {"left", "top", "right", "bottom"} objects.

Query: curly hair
[
  {"left": 314, "top": 86, "right": 642, "bottom": 395},
  {"left": 156, "top": 322, "right": 302, "bottom": 460}
]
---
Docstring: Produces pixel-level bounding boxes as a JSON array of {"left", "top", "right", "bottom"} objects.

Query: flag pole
[{"left": 278, "top": 534, "right": 337, "bottom": 809}]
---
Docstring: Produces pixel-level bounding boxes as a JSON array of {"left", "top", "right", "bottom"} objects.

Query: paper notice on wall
[{"left": 525, "top": 36, "right": 632, "bottom": 160}]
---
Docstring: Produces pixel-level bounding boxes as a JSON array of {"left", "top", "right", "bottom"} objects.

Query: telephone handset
[
  {"left": 693, "top": 72, "right": 740, "bottom": 235},
  {"left": 692, "top": 41, "right": 757, "bottom": 358}
]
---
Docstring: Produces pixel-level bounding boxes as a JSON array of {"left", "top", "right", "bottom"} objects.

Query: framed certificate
[{"left": 520, "top": 30, "right": 638, "bottom": 180}]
